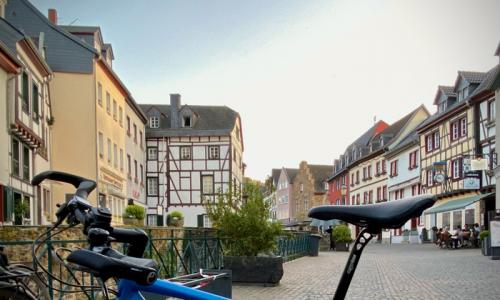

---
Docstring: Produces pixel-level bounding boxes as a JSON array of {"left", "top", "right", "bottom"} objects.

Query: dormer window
[
  {"left": 149, "top": 116, "right": 159, "bottom": 128},
  {"left": 457, "top": 87, "right": 469, "bottom": 101},
  {"left": 183, "top": 116, "right": 192, "bottom": 127}
]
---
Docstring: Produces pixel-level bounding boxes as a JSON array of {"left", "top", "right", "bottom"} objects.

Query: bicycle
[
  {"left": 30, "top": 170, "right": 230, "bottom": 300},
  {"left": 0, "top": 263, "right": 50, "bottom": 300},
  {"left": 308, "top": 194, "right": 436, "bottom": 300}
]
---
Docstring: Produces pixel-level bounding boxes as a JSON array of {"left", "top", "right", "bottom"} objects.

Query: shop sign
[{"left": 463, "top": 176, "right": 480, "bottom": 190}]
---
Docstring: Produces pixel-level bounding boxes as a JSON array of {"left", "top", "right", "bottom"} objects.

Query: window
[
  {"left": 368, "top": 190, "right": 373, "bottom": 203},
  {"left": 426, "top": 170, "right": 434, "bottom": 186},
  {"left": 399, "top": 189, "right": 404, "bottom": 199},
  {"left": 133, "top": 124, "right": 137, "bottom": 143},
  {"left": 120, "top": 149, "right": 124, "bottom": 171},
  {"left": 139, "top": 131, "right": 143, "bottom": 148},
  {"left": 12, "top": 138, "right": 20, "bottom": 175},
  {"left": 98, "top": 132, "right": 104, "bottom": 158},
  {"left": 107, "top": 138, "right": 112, "bottom": 164},
  {"left": 460, "top": 118, "right": 467, "bottom": 137},
  {"left": 147, "top": 147, "right": 158, "bottom": 160},
  {"left": 127, "top": 116, "right": 131, "bottom": 135},
  {"left": 134, "top": 160, "right": 138, "bottom": 182},
  {"left": 390, "top": 160, "right": 398, "bottom": 177},
  {"left": 127, "top": 154, "right": 131, "bottom": 176},
  {"left": 426, "top": 131, "right": 440, "bottom": 152},
  {"left": 350, "top": 173, "right": 354, "bottom": 186},
  {"left": 363, "top": 192, "right": 367, "bottom": 204},
  {"left": 367, "top": 165, "right": 371, "bottom": 178},
  {"left": 32, "top": 83, "right": 39, "bottom": 122},
  {"left": 106, "top": 92, "right": 111, "bottom": 114},
  {"left": 202, "top": 175, "right": 214, "bottom": 195},
  {"left": 147, "top": 177, "right": 158, "bottom": 196},
  {"left": 351, "top": 196, "right": 355, "bottom": 205},
  {"left": 409, "top": 150, "right": 418, "bottom": 169},
  {"left": 113, "top": 144, "right": 118, "bottom": 168},
  {"left": 356, "top": 170, "right": 359, "bottom": 183},
  {"left": 412, "top": 184, "right": 420, "bottom": 196},
  {"left": 442, "top": 212, "right": 450, "bottom": 227},
  {"left": 382, "top": 185, "right": 387, "bottom": 200},
  {"left": 356, "top": 194, "right": 360, "bottom": 205},
  {"left": 183, "top": 116, "right": 191, "bottom": 127},
  {"left": 300, "top": 183, "right": 304, "bottom": 192},
  {"left": 488, "top": 100, "right": 496, "bottom": 121},
  {"left": 324, "top": 182, "right": 329, "bottom": 190},
  {"left": 97, "top": 82, "right": 102, "bottom": 106},
  {"left": 119, "top": 107, "right": 123, "bottom": 126},
  {"left": 451, "top": 158, "right": 462, "bottom": 179},
  {"left": 453, "top": 211, "right": 462, "bottom": 228},
  {"left": 149, "top": 116, "right": 159, "bottom": 128},
  {"left": 23, "top": 145, "right": 29, "bottom": 180},
  {"left": 376, "top": 161, "right": 381, "bottom": 175},
  {"left": 450, "top": 117, "right": 467, "bottom": 142},
  {"left": 22, "top": 72, "right": 29, "bottom": 113},
  {"left": 377, "top": 187, "right": 381, "bottom": 201},
  {"left": 381, "top": 160, "right": 386, "bottom": 173},
  {"left": 140, "top": 164, "right": 144, "bottom": 184},
  {"left": 208, "top": 146, "right": 219, "bottom": 159},
  {"left": 180, "top": 146, "right": 191, "bottom": 160},
  {"left": 113, "top": 99, "right": 117, "bottom": 120},
  {"left": 465, "top": 209, "right": 475, "bottom": 226},
  {"left": 362, "top": 167, "right": 367, "bottom": 180}
]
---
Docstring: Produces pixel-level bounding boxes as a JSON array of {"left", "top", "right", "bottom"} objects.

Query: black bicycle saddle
[{"left": 308, "top": 195, "right": 436, "bottom": 230}]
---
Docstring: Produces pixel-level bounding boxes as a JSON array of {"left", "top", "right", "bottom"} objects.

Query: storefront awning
[{"left": 424, "top": 193, "right": 494, "bottom": 214}]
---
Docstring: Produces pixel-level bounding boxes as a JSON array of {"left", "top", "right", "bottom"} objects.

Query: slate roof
[
  {"left": 308, "top": 164, "right": 334, "bottom": 193},
  {"left": 454, "top": 71, "right": 487, "bottom": 91},
  {"left": 140, "top": 104, "right": 239, "bottom": 137},
  {"left": 271, "top": 169, "right": 281, "bottom": 187},
  {"left": 59, "top": 25, "right": 100, "bottom": 33},
  {"left": 384, "top": 128, "right": 420, "bottom": 158},
  {"left": 433, "top": 85, "right": 456, "bottom": 105},
  {"left": 418, "top": 67, "right": 496, "bottom": 132},
  {"left": 286, "top": 169, "right": 299, "bottom": 183}
]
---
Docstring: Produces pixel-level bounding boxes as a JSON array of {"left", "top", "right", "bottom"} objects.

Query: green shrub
[
  {"left": 332, "top": 225, "right": 353, "bottom": 243},
  {"left": 480, "top": 230, "right": 490, "bottom": 241},
  {"left": 205, "top": 180, "right": 282, "bottom": 256},
  {"left": 168, "top": 211, "right": 183, "bottom": 219},
  {"left": 123, "top": 204, "right": 145, "bottom": 220}
]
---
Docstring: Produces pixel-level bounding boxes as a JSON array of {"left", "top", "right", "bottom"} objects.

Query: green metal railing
[{"left": 1, "top": 227, "right": 312, "bottom": 299}]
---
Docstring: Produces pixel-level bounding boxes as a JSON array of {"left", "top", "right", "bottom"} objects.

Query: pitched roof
[
  {"left": 384, "top": 127, "right": 419, "bottom": 158},
  {"left": 140, "top": 104, "right": 239, "bottom": 137},
  {"left": 469, "top": 64, "right": 500, "bottom": 98},
  {"left": 433, "top": 85, "right": 456, "bottom": 105},
  {"left": 59, "top": 25, "right": 100, "bottom": 34},
  {"left": 285, "top": 168, "right": 299, "bottom": 183},
  {"left": 9, "top": 0, "right": 97, "bottom": 54},
  {"left": 454, "top": 71, "right": 487, "bottom": 92},
  {"left": 271, "top": 169, "right": 281, "bottom": 186},
  {"left": 308, "top": 164, "right": 333, "bottom": 192}
]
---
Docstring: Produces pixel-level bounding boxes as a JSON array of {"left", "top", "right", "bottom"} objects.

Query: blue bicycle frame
[{"left": 117, "top": 278, "right": 230, "bottom": 300}]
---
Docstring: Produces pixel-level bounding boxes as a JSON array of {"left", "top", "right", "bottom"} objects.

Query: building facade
[
  {"left": 291, "top": 161, "right": 332, "bottom": 222},
  {"left": 275, "top": 168, "right": 298, "bottom": 224},
  {"left": 5, "top": 1, "right": 147, "bottom": 225},
  {"left": 141, "top": 94, "right": 244, "bottom": 227},
  {"left": 0, "top": 15, "right": 53, "bottom": 225},
  {"left": 420, "top": 68, "right": 497, "bottom": 231}
]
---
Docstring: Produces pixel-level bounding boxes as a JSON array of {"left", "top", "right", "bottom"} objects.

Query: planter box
[
  {"left": 335, "top": 242, "right": 350, "bottom": 252},
  {"left": 123, "top": 217, "right": 143, "bottom": 226},
  {"left": 224, "top": 256, "right": 283, "bottom": 286},
  {"left": 482, "top": 237, "right": 492, "bottom": 256}
]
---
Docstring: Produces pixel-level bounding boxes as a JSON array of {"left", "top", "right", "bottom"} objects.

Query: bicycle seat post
[{"left": 333, "top": 227, "right": 374, "bottom": 300}]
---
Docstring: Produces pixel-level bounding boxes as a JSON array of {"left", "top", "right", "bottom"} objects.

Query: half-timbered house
[
  {"left": 420, "top": 69, "right": 497, "bottom": 231},
  {"left": 0, "top": 16, "right": 53, "bottom": 225},
  {"left": 140, "top": 94, "right": 244, "bottom": 227}
]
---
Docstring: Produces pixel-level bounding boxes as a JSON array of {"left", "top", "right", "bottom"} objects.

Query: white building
[
  {"left": 385, "top": 128, "right": 427, "bottom": 243},
  {"left": 140, "top": 94, "right": 244, "bottom": 227},
  {"left": 0, "top": 16, "right": 53, "bottom": 225}
]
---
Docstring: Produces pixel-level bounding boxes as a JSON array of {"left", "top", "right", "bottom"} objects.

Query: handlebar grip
[{"left": 31, "top": 171, "right": 92, "bottom": 188}]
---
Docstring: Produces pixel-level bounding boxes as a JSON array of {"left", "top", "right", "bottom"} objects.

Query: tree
[{"left": 205, "top": 180, "right": 282, "bottom": 256}]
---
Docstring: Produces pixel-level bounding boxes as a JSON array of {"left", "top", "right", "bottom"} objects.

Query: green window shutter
[{"left": 4, "top": 187, "right": 13, "bottom": 222}]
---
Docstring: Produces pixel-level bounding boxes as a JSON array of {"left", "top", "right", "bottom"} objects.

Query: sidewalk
[{"left": 232, "top": 244, "right": 500, "bottom": 299}]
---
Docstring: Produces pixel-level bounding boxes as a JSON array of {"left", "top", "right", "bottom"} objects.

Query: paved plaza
[{"left": 232, "top": 244, "right": 500, "bottom": 299}]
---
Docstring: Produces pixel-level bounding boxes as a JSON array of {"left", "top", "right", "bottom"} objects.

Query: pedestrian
[{"left": 326, "top": 226, "right": 335, "bottom": 251}]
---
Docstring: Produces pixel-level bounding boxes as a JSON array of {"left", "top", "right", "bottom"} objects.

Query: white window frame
[
  {"left": 180, "top": 146, "right": 191, "bottom": 160},
  {"left": 147, "top": 177, "right": 158, "bottom": 196},
  {"left": 149, "top": 116, "right": 159, "bottom": 128},
  {"left": 202, "top": 175, "right": 214, "bottom": 195},
  {"left": 148, "top": 147, "right": 158, "bottom": 160},
  {"left": 208, "top": 146, "right": 220, "bottom": 159}
]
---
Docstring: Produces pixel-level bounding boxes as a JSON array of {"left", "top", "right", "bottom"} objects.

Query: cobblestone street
[{"left": 232, "top": 244, "right": 500, "bottom": 299}]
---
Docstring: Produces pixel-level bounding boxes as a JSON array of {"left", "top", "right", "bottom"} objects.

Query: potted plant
[
  {"left": 480, "top": 230, "right": 491, "bottom": 256},
  {"left": 167, "top": 211, "right": 184, "bottom": 227},
  {"left": 14, "top": 201, "right": 29, "bottom": 225},
  {"left": 205, "top": 180, "right": 283, "bottom": 286},
  {"left": 123, "top": 204, "right": 145, "bottom": 226},
  {"left": 332, "top": 225, "right": 353, "bottom": 251}
]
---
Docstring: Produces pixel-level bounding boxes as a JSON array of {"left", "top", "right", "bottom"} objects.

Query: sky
[{"left": 32, "top": 0, "right": 500, "bottom": 181}]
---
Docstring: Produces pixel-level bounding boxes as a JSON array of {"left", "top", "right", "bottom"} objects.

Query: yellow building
[
  {"left": 5, "top": 5, "right": 147, "bottom": 224},
  {"left": 419, "top": 70, "right": 497, "bottom": 230}
]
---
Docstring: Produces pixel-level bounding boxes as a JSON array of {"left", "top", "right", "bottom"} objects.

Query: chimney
[
  {"left": 170, "top": 94, "right": 181, "bottom": 128},
  {"left": 48, "top": 9, "right": 57, "bottom": 25}
]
